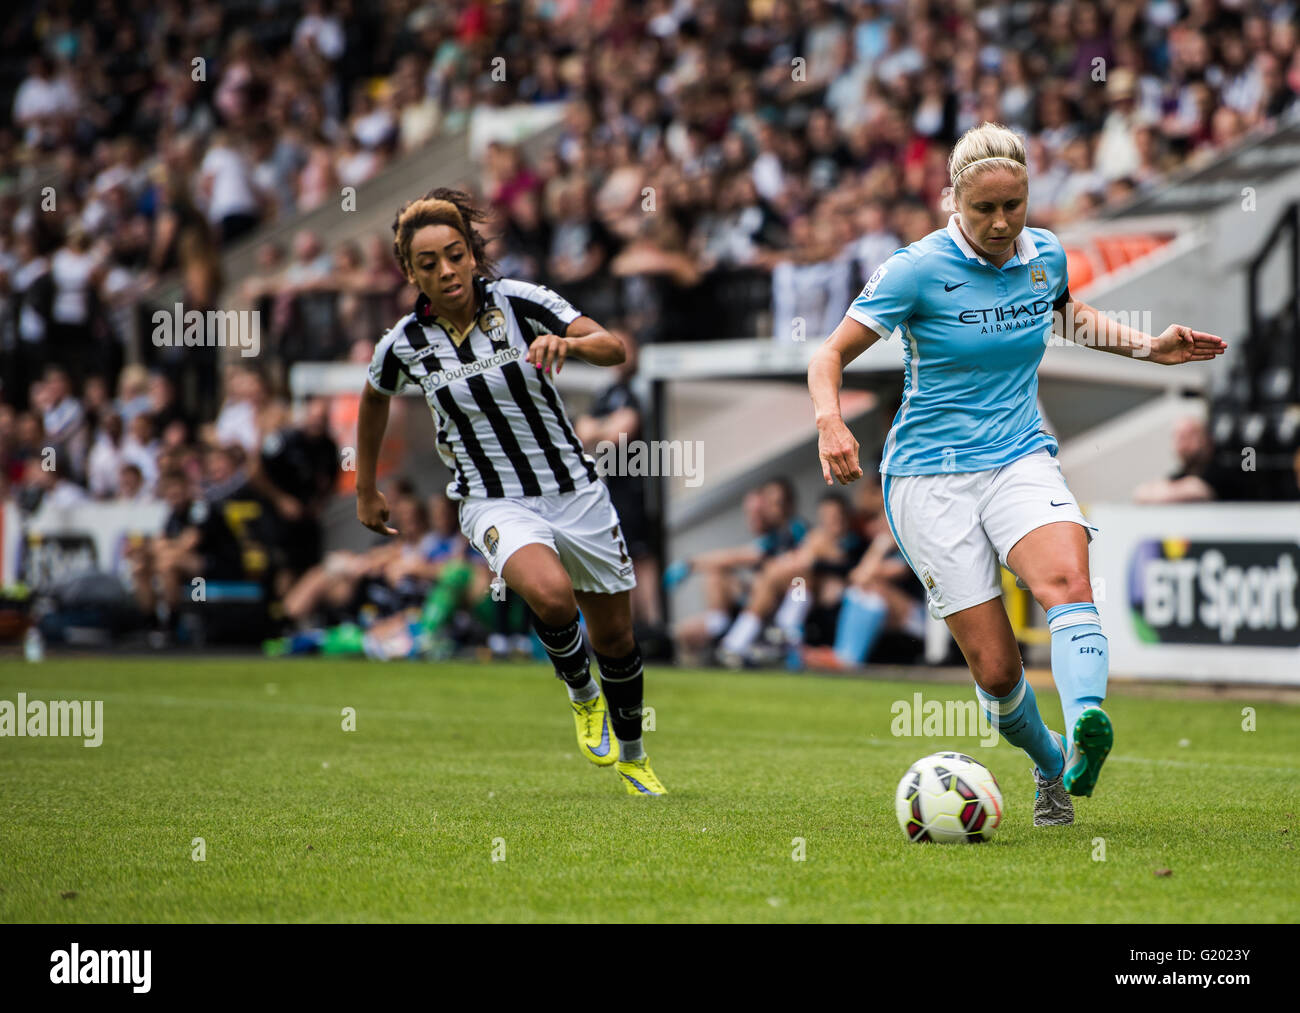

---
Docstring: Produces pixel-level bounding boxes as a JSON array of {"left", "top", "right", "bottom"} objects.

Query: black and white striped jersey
[{"left": 367, "top": 275, "right": 599, "bottom": 500}]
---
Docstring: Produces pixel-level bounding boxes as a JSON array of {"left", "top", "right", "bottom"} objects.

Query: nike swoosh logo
[
  {"left": 621, "top": 771, "right": 654, "bottom": 794},
  {"left": 1071, "top": 632, "right": 1104, "bottom": 642},
  {"left": 589, "top": 718, "right": 611, "bottom": 757},
  {"left": 1050, "top": 500, "right": 1070, "bottom": 507},
  {"left": 944, "top": 281, "right": 969, "bottom": 292}
]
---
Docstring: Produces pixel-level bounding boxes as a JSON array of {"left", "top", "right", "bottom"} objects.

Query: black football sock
[
  {"left": 594, "top": 643, "right": 645, "bottom": 759},
  {"left": 532, "top": 612, "right": 597, "bottom": 701}
]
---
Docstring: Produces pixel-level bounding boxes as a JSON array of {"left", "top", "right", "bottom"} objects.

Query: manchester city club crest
[
  {"left": 479, "top": 307, "right": 508, "bottom": 349},
  {"left": 1028, "top": 260, "right": 1049, "bottom": 294}
]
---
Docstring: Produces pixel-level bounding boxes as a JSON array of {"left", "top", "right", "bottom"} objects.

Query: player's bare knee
[
  {"left": 528, "top": 583, "right": 578, "bottom": 627},
  {"left": 964, "top": 645, "right": 1021, "bottom": 697},
  {"left": 589, "top": 625, "right": 634, "bottom": 657},
  {"left": 978, "top": 665, "right": 1022, "bottom": 698},
  {"left": 1031, "top": 571, "right": 1092, "bottom": 609}
]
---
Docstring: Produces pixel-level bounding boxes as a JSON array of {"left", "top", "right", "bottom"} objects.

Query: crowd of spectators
[
  {"left": 3, "top": 1, "right": 1297, "bottom": 399},
  {"left": 665, "top": 471, "right": 928, "bottom": 669},
  {"left": 0, "top": 357, "right": 341, "bottom": 633},
  {"left": 2, "top": 0, "right": 1299, "bottom": 649},
  {"left": 469, "top": 0, "right": 1300, "bottom": 343}
]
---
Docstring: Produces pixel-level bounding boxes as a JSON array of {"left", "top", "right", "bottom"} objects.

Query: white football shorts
[
  {"left": 458, "top": 478, "right": 637, "bottom": 595},
  {"left": 882, "top": 448, "right": 1098, "bottom": 619}
]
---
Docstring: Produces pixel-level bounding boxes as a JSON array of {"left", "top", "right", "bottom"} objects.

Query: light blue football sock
[
  {"left": 976, "top": 672, "right": 1062, "bottom": 779},
  {"left": 833, "top": 588, "right": 889, "bottom": 665},
  {"left": 1046, "top": 602, "right": 1108, "bottom": 749}
]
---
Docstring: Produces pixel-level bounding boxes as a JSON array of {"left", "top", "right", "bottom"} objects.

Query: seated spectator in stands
[
  {"left": 86, "top": 411, "right": 126, "bottom": 498},
  {"left": 611, "top": 216, "right": 702, "bottom": 343},
  {"left": 240, "top": 241, "right": 288, "bottom": 303},
  {"left": 668, "top": 477, "right": 808, "bottom": 662},
  {"left": 547, "top": 179, "right": 613, "bottom": 288},
  {"left": 850, "top": 198, "right": 900, "bottom": 288},
  {"left": 121, "top": 411, "right": 160, "bottom": 492},
  {"left": 264, "top": 505, "right": 496, "bottom": 662},
  {"left": 573, "top": 331, "right": 660, "bottom": 629},
  {"left": 115, "top": 462, "right": 148, "bottom": 502},
  {"left": 4, "top": 411, "right": 45, "bottom": 486},
  {"left": 16, "top": 454, "right": 89, "bottom": 512},
  {"left": 127, "top": 469, "right": 244, "bottom": 634},
  {"left": 2, "top": 229, "right": 55, "bottom": 413},
  {"left": 770, "top": 213, "right": 855, "bottom": 342},
  {"left": 197, "top": 130, "right": 262, "bottom": 244},
  {"left": 336, "top": 131, "right": 385, "bottom": 189},
  {"left": 244, "top": 396, "right": 339, "bottom": 588},
  {"left": 716, "top": 490, "right": 866, "bottom": 668},
  {"left": 280, "top": 489, "right": 430, "bottom": 627},
  {"left": 500, "top": 188, "right": 552, "bottom": 281},
  {"left": 211, "top": 364, "right": 284, "bottom": 456},
  {"left": 200, "top": 443, "right": 253, "bottom": 504},
  {"left": 802, "top": 481, "right": 928, "bottom": 671},
  {"left": 145, "top": 370, "right": 195, "bottom": 444},
  {"left": 81, "top": 375, "right": 112, "bottom": 432},
  {"left": 113, "top": 364, "right": 152, "bottom": 424},
  {"left": 36, "top": 365, "right": 88, "bottom": 481},
  {"left": 1133, "top": 415, "right": 1243, "bottom": 502},
  {"left": 282, "top": 229, "right": 333, "bottom": 289}
]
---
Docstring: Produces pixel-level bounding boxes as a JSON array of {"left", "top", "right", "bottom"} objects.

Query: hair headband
[{"left": 953, "top": 155, "right": 1024, "bottom": 180}]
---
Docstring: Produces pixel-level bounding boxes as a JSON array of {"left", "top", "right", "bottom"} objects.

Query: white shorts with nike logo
[{"left": 881, "top": 448, "right": 1098, "bottom": 620}]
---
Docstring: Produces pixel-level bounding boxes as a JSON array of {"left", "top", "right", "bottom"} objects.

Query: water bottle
[{"left": 24, "top": 625, "right": 44, "bottom": 663}]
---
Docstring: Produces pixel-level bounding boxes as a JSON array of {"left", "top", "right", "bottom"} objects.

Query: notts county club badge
[
  {"left": 484, "top": 526, "right": 500, "bottom": 556},
  {"left": 479, "top": 307, "right": 508, "bottom": 349}
]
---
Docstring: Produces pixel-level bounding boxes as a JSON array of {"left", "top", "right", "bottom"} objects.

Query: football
[{"left": 895, "top": 752, "right": 1004, "bottom": 844}]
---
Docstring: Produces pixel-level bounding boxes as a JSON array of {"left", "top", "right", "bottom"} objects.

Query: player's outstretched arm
[
  {"left": 809, "top": 314, "right": 883, "bottom": 485},
  {"left": 356, "top": 382, "right": 398, "bottom": 536},
  {"left": 1055, "top": 298, "right": 1227, "bottom": 365}
]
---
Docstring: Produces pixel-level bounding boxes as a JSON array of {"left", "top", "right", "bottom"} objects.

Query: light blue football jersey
[{"left": 846, "top": 215, "right": 1071, "bottom": 476}]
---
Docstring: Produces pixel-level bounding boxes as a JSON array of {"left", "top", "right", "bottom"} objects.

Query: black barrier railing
[
  {"left": 1208, "top": 201, "right": 1300, "bottom": 499},
  {"left": 1246, "top": 201, "right": 1300, "bottom": 406}
]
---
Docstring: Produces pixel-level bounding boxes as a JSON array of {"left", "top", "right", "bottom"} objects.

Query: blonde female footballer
[{"left": 808, "top": 124, "right": 1225, "bottom": 825}]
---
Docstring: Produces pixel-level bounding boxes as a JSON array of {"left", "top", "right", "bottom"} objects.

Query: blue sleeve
[{"left": 844, "top": 250, "right": 918, "bottom": 341}]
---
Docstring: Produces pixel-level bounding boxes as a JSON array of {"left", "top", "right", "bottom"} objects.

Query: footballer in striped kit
[{"left": 355, "top": 188, "right": 666, "bottom": 796}]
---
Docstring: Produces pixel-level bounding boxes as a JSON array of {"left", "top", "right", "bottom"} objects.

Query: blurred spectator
[
  {"left": 245, "top": 396, "right": 339, "bottom": 588},
  {"left": 126, "top": 468, "right": 244, "bottom": 633},
  {"left": 211, "top": 365, "right": 284, "bottom": 457},
  {"left": 197, "top": 131, "right": 262, "bottom": 245},
  {"left": 669, "top": 477, "right": 807, "bottom": 662},
  {"left": 86, "top": 411, "right": 126, "bottom": 499},
  {"left": 1133, "top": 416, "right": 1246, "bottom": 502},
  {"left": 280, "top": 489, "right": 431, "bottom": 626}
]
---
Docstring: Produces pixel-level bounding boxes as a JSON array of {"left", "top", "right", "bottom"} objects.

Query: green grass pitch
[{"left": 1, "top": 657, "right": 1296, "bottom": 923}]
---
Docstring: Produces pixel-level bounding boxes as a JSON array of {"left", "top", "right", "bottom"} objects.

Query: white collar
[{"left": 946, "top": 214, "right": 1038, "bottom": 266}]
